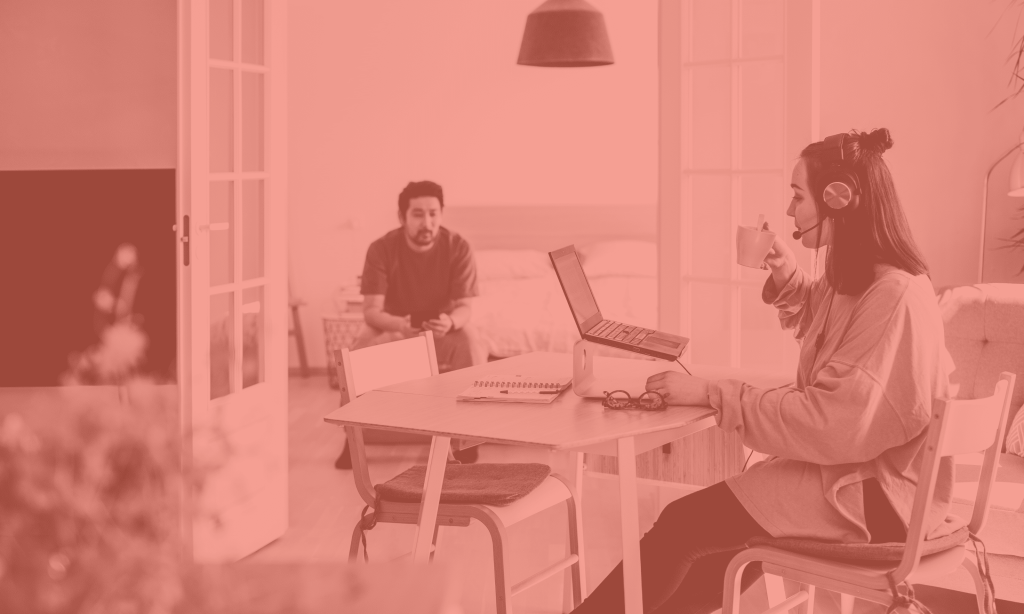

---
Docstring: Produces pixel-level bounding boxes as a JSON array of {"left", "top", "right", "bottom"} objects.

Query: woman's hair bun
[{"left": 860, "top": 128, "right": 893, "bottom": 155}]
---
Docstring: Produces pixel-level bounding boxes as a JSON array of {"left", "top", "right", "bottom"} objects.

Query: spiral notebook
[{"left": 456, "top": 374, "right": 573, "bottom": 404}]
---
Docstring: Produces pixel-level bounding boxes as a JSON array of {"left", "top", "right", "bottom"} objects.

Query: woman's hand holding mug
[{"left": 761, "top": 221, "right": 797, "bottom": 290}]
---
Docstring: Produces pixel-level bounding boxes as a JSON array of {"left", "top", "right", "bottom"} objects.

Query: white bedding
[{"left": 473, "top": 242, "right": 657, "bottom": 358}]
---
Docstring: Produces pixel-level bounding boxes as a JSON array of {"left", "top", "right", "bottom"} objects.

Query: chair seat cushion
[
  {"left": 375, "top": 463, "right": 551, "bottom": 506},
  {"left": 746, "top": 527, "right": 970, "bottom": 562}
]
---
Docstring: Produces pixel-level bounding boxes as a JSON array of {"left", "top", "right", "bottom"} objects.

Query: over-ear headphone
[{"left": 817, "top": 133, "right": 861, "bottom": 215}]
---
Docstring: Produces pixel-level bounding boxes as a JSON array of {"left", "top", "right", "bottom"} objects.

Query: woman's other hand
[
  {"left": 761, "top": 221, "right": 797, "bottom": 289},
  {"left": 645, "top": 371, "right": 711, "bottom": 406}
]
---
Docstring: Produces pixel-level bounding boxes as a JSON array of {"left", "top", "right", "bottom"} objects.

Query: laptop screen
[{"left": 550, "top": 247, "right": 601, "bottom": 332}]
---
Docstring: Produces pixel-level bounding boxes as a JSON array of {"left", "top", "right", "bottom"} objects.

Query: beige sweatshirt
[{"left": 708, "top": 264, "right": 962, "bottom": 543}]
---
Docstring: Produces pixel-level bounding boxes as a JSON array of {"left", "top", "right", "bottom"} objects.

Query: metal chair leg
[
  {"left": 553, "top": 473, "right": 583, "bottom": 610},
  {"left": 962, "top": 558, "right": 991, "bottom": 614},
  {"left": 723, "top": 550, "right": 757, "bottom": 614},
  {"left": 799, "top": 583, "right": 815, "bottom": 614},
  {"left": 470, "top": 508, "right": 513, "bottom": 614},
  {"left": 764, "top": 574, "right": 788, "bottom": 609},
  {"left": 349, "top": 518, "right": 363, "bottom": 561}
]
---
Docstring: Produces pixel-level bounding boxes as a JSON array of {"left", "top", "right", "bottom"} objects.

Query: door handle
[{"left": 181, "top": 215, "right": 190, "bottom": 266}]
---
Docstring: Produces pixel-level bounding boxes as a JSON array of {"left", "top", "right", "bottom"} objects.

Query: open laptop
[{"left": 549, "top": 245, "right": 689, "bottom": 361}]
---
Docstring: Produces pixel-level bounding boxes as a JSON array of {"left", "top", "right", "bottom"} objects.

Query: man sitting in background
[
  {"left": 352, "top": 180, "right": 485, "bottom": 370},
  {"left": 335, "top": 180, "right": 483, "bottom": 469}
]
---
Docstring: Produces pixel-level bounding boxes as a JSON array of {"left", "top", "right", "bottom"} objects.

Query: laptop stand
[{"left": 572, "top": 340, "right": 670, "bottom": 398}]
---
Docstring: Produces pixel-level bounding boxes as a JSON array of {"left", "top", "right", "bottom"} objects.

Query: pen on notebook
[{"left": 499, "top": 390, "right": 560, "bottom": 394}]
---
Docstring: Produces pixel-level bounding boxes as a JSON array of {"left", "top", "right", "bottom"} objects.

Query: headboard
[{"left": 442, "top": 204, "right": 656, "bottom": 252}]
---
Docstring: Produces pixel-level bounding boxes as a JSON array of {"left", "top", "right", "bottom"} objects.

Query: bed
[{"left": 441, "top": 205, "right": 658, "bottom": 360}]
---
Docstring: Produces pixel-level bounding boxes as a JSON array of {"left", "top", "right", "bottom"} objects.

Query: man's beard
[{"left": 410, "top": 229, "right": 435, "bottom": 246}]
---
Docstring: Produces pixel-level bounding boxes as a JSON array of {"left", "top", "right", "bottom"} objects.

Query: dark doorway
[{"left": 0, "top": 169, "right": 176, "bottom": 386}]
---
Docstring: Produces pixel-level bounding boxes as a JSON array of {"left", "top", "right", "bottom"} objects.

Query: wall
[
  {"left": 289, "top": 0, "right": 659, "bottom": 368},
  {"left": 820, "top": 0, "right": 1024, "bottom": 289},
  {"left": 0, "top": 0, "right": 177, "bottom": 383},
  {"left": 290, "top": 0, "right": 1024, "bottom": 370},
  {"left": 0, "top": 0, "right": 177, "bottom": 169}
]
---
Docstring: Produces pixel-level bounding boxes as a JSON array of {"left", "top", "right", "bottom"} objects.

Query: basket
[{"left": 322, "top": 314, "right": 365, "bottom": 389}]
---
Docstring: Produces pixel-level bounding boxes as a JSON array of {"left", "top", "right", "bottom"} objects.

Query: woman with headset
[{"left": 572, "top": 129, "right": 957, "bottom": 614}]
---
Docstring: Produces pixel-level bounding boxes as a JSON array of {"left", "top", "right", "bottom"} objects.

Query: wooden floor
[{"left": 245, "top": 375, "right": 1007, "bottom": 614}]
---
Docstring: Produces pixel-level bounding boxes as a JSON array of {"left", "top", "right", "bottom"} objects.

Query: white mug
[{"left": 736, "top": 225, "right": 776, "bottom": 268}]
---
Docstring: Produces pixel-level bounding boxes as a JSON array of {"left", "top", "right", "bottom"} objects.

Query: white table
[{"left": 324, "top": 351, "right": 788, "bottom": 614}]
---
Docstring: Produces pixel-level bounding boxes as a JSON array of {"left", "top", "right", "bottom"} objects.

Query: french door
[
  {"left": 177, "top": 0, "right": 288, "bottom": 562},
  {"left": 660, "top": 0, "right": 818, "bottom": 373}
]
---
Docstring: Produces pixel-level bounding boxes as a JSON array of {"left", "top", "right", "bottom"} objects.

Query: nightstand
[{"left": 322, "top": 312, "right": 364, "bottom": 389}]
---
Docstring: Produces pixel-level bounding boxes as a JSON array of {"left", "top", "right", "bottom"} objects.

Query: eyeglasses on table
[{"left": 601, "top": 390, "right": 666, "bottom": 411}]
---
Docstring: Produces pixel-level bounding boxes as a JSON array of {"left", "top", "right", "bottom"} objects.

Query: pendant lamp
[{"left": 517, "top": 0, "right": 614, "bottom": 67}]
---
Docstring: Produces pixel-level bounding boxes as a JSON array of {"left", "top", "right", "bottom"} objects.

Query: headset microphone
[{"left": 792, "top": 220, "right": 822, "bottom": 240}]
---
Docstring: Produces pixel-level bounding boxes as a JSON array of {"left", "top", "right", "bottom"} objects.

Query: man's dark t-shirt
[{"left": 360, "top": 227, "right": 478, "bottom": 317}]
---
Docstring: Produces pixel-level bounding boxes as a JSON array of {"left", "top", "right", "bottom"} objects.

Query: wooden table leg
[
  {"left": 618, "top": 436, "right": 643, "bottom": 614},
  {"left": 413, "top": 435, "right": 451, "bottom": 562}
]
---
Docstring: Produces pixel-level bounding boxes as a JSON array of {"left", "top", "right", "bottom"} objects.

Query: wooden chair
[
  {"left": 723, "top": 371, "right": 1016, "bottom": 614},
  {"left": 337, "top": 331, "right": 583, "bottom": 614}
]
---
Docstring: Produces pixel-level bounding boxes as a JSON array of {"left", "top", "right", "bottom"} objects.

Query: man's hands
[
  {"left": 422, "top": 313, "right": 454, "bottom": 337},
  {"left": 395, "top": 315, "right": 419, "bottom": 337},
  {"left": 645, "top": 371, "right": 711, "bottom": 406}
]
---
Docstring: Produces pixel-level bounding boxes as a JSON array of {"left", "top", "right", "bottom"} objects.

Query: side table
[{"left": 322, "top": 312, "right": 364, "bottom": 389}]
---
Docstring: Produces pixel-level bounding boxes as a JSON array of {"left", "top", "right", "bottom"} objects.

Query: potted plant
[{"left": 0, "top": 245, "right": 211, "bottom": 614}]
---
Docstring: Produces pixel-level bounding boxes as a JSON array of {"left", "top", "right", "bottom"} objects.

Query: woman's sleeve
[
  {"left": 710, "top": 284, "right": 933, "bottom": 466},
  {"left": 763, "top": 267, "right": 823, "bottom": 340}
]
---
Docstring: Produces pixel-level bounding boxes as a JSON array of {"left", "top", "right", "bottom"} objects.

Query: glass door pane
[
  {"left": 242, "top": 286, "right": 264, "bottom": 388},
  {"left": 740, "top": 285, "right": 781, "bottom": 368},
  {"left": 210, "top": 182, "right": 234, "bottom": 286},
  {"left": 691, "top": 65, "right": 731, "bottom": 169},
  {"left": 691, "top": 282, "right": 732, "bottom": 366},
  {"left": 242, "top": 180, "right": 264, "bottom": 280},
  {"left": 210, "top": 292, "right": 235, "bottom": 399},
  {"left": 741, "top": 0, "right": 783, "bottom": 57},
  {"left": 210, "top": 0, "right": 234, "bottom": 61},
  {"left": 241, "top": 0, "right": 265, "bottom": 65},
  {"left": 210, "top": 68, "right": 234, "bottom": 173},
  {"left": 692, "top": 0, "right": 732, "bottom": 61},
  {"left": 691, "top": 175, "right": 731, "bottom": 278},
  {"left": 241, "top": 73, "right": 264, "bottom": 172},
  {"left": 740, "top": 61, "right": 784, "bottom": 169}
]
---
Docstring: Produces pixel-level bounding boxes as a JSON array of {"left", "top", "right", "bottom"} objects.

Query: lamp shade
[
  {"left": 1011, "top": 149, "right": 1024, "bottom": 197},
  {"left": 517, "top": 0, "right": 614, "bottom": 67}
]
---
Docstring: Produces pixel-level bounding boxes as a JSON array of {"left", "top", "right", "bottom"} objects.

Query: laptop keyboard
[{"left": 589, "top": 320, "right": 655, "bottom": 345}]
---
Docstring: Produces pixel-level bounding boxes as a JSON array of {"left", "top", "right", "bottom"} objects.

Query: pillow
[
  {"left": 1008, "top": 401, "right": 1024, "bottom": 458},
  {"left": 578, "top": 240, "right": 657, "bottom": 278},
  {"left": 474, "top": 249, "right": 551, "bottom": 281}
]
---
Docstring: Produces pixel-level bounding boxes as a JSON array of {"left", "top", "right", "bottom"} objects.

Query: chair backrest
[
  {"left": 892, "top": 371, "right": 1016, "bottom": 583},
  {"left": 337, "top": 332, "right": 439, "bottom": 404},
  {"left": 335, "top": 331, "right": 439, "bottom": 507},
  {"left": 939, "top": 284, "right": 1024, "bottom": 451}
]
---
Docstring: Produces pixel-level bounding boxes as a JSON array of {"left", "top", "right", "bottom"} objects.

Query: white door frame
[{"left": 176, "top": 0, "right": 289, "bottom": 563}]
